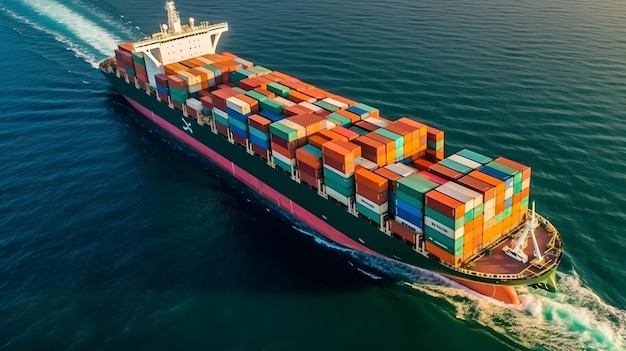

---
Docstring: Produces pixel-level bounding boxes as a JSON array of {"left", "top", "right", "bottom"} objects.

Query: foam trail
[
  {"left": 2, "top": 8, "right": 98, "bottom": 67},
  {"left": 21, "top": 0, "right": 123, "bottom": 60},
  {"left": 404, "top": 271, "right": 625, "bottom": 351}
]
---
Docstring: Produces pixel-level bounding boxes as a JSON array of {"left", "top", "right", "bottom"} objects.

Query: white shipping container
[
  {"left": 319, "top": 120, "right": 336, "bottom": 131},
  {"left": 444, "top": 181, "right": 483, "bottom": 208},
  {"left": 272, "top": 150, "right": 296, "bottom": 165},
  {"left": 186, "top": 98, "right": 202, "bottom": 111},
  {"left": 364, "top": 117, "right": 389, "bottom": 127},
  {"left": 448, "top": 154, "right": 481, "bottom": 170},
  {"left": 272, "top": 96, "right": 296, "bottom": 107},
  {"left": 394, "top": 163, "right": 419, "bottom": 174},
  {"left": 226, "top": 96, "right": 251, "bottom": 115},
  {"left": 356, "top": 194, "right": 388, "bottom": 215},
  {"left": 326, "top": 186, "right": 349, "bottom": 206},
  {"left": 424, "top": 216, "right": 464, "bottom": 240},
  {"left": 279, "top": 119, "right": 306, "bottom": 139},
  {"left": 322, "top": 97, "right": 348, "bottom": 109},
  {"left": 356, "top": 157, "right": 377, "bottom": 171},
  {"left": 323, "top": 164, "right": 353, "bottom": 179},
  {"left": 187, "top": 82, "right": 203, "bottom": 93},
  {"left": 212, "top": 107, "right": 228, "bottom": 119},
  {"left": 298, "top": 101, "right": 323, "bottom": 113},
  {"left": 385, "top": 164, "right": 415, "bottom": 177},
  {"left": 394, "top": 215, "right": 423, "bottom": 235},
  {"left": 505, "top": 187, "right": 514, "bottom": 199},
  {"left": 522, "top": 178, "right": 530, "bottom": 190},
  {"left": 484, "top": 198, "right": 496, "bottom": 211},
  {"left": 194, "top": 66, "right": 215, "bottom": 79},
  {"left": 483, "top": 207, "right": 495, "bottom": 221},
  {"left": 437, "top": 183, "right": 474, "bottom": 210}
]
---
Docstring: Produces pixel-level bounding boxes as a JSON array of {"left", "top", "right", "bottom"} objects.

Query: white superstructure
[{"left": 130, "top": 1, "right": 228, "bottom": 87}]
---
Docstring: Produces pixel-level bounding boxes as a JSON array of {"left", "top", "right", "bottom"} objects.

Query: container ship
[{"left": 99, "top": 1, "right": 563, "bottom": 305}]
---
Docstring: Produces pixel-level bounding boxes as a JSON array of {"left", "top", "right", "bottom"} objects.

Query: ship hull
[{"left": 104, "top": 71, "right": 557, "bottom": 304}]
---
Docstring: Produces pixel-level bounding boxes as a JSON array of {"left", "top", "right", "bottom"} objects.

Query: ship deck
[{"left": 462, "top": 215, "right": 563, "bottom": 281}]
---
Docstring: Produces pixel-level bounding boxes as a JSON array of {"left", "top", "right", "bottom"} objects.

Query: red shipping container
[
  {"left": 457, "top": 175, "right": 497, "bottom": 202},
  {"left": 428, "top": 163, "right": 462, "bottom": 181},
  {"left": 355, "top": 120, "right": 378, "bottom": 132},
  {"left": 298, "top": 161, "right": 322, "bottom": 179},
  {"left": 211, "top": 87, "right": 239, "bottom": 112},
  {"left": 200, "top": 96, "right": 213, "bottom": 110},
  {"left": 271, "top": 141, "right": 296, "bottom": 159},
  {"left": 296, "top": 147, "right": 323, "bottom": 169},
  {"left": 374, "top": 167, "right": 402, "bottom": 193},
  {"left": 425, "top": 190, "right": 465, "bottom": 219},
  {"left": 318, "top": 129, "right": 348, "bottom": 142},
  {"left": 239, "top": 77, "right": 264, "bottom": 91},
  {"left": 187, "top": 108, "right": 198, "bottom": 120},
  {"left": 356, "top": 184, "right": 388, "bottom": 205},
  {"left": 324, "top": 157, "right": 353, "bottom": 175},
  {"left": 158, "top": 92, "right": 169, "bottom": 103},
  {"left": 417, "top": 170, "right": 447, "bottom": 185},
  {"left": 427, "top": 126, "right": 444, "bottom": 142},
  {"left": 300, "top": 171, "right": 319, "bottom": 189},
  {"left": 331, "top": 126, "right": 359, "bottom": 141},
  {"left": 389, "top": 219, "right": 416, "bottom": 245},
  {"left": 252, "top": 143, "right": 268, "bottom": 159},
  {"left": 284, "top": 104, "right": 313, "bottom": 117},
  {"left": 248, "top": 114, "right": 272, "bottom": 133},
  {"left": 233, "top": 133, "right": 247, "bottom": 147},
  {"left": 216, "top": 122, "right": 229, "bottom": 136}
]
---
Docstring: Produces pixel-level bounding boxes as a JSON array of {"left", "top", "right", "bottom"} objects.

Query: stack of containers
[
  {"left": 211, "top": 87, "right": 240, "bottom": 136},
  {"left": 354, "top": 135, "right": 386, "bottom": 167},
  {"left": 494, "top": 157, "right": 531, "bottom": 222},
  {"left": 468, "top": 169, "right": 506, "bottom": 247},
  {"left": 326, "top": 112, "right": 352, "bottom": 127},
  {"left": 154, "top": 74, "right": 170, "bottom": 102},
  {"left": 426, "top": 126, "right": 445, "bottom": 162},
  {"left": 269, "top": 119, "right": 306, "bottom": 173},
  {"left": 167, "top": 75, "right": 189, "bottom": 110},
  {"left": 374, "top": 128, "right": 404, "bottom": 163},
  {"left": 384, "top": 122, "right": 413, "bottom": 163},
  {"left": 354, "top": 168, "right": 389, "bottom": 225},
  {"left": 185, "top": 98, "right": 203, "bottom": 120},
  {"left": 456, "top": 174, "right": 497, "bottom": 255},
  {"left": 374, "top": 167, "right": 403, "bottom": 220},
  {"left": 322, "top": 140, "right": 361, "bottom": 206},
  {"left": 393, "top": 173, "right": 438, "bottom": 236},
  {"left": 176, "top": 69, "right": 203, "bottom": 98},
  {"left": 396, "top": 117, "right": 428, "bottom": 160},
  {"left": 296, "top": 144, "right": 323, "bottom": 188},
  {"left": 226, "top": 95, "right": 253, "bottom": 146},
  {"left": 433, "top": 181, "right": 484, "bottom": 262},
  {"left": 131, "top": 52, "right": 148, "bottom": 89},
  {"left": 481, "top": 159, "right": 525, "bottom": 234},
  {"left": 366, "top": 132, "right": 396, "bottom": 166},
  {"left": 423, "top": 189, "right": 466, "bottom": 267},
  {"left": 248, "top": 114, "right": 272, "bottom": 159},
  {"left": 114, "top": 44, "right": 134, "bottom": 82},
  {"left": 330, "top": 126, "right": 359, "bottom": 141}
]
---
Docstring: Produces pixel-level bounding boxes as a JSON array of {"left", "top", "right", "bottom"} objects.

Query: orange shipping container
[
  {"left": 330, "top": 126, "right": 359, "bottom": 141},
  {"left": 385, "top": 123, "right": 413, "bottom": 159},
  {"left": 374, "top": 167, "right": 402, "bottom": 192},
  {"left": 426, "top": 126, "right": 444, "bottom": 142},
  {"left": 269, "top": 71, "right": 290, "bottom": 80},
  {"left": 253, "top": 88, "right": 276, "bottom": 99},
  {"left": 304, "top": 87, "right": 331, "bottom": 100},
  {"left": 365, "top": 133, "right": 395, "bottom": 166},
  {"left": 494, "top": 157, "right": 532, "bottom": 181},
  {"left": 308, "top": 134, "right": 332, "bottom": 149},
  {"left": 296, "top": 147, "right": 323, "bottom": 169},
  {"left": 318, "top": 129, "right": 348, "bottom": 142},
  {"left": 425, "top": 241, "right": 461, "bottom": 267},
  {"left": 329, "top": 94, "right": 357, "bottom": 107},
  {"left": 334, "top": 108, "right": 361, "bottom": 123},
  {"left": 469, "top": 170, "right": 506, "bottom": 195},
  {"left": 288, "top": 90, "right": 316, "bottom": 103},
  {"left": 397, "top": 118, "right": 428, "bottom": 137},
  {"left": 413, "top": 158, "right": 434, "bottom": 171},
  {"left": 354, "top": 136, "right": 386, "bottom": 167},
  {"left": 355, "top": 168, "right": 388, "bottom": 193},
  {"left": 322, "top": 141, "right": 356, "bottom": 165},
  {"left": 235, "top": 94, "right": 260, "bottom": 114},
  {"left": 332, "top": 139, "right": 362, "bottom": 159}
]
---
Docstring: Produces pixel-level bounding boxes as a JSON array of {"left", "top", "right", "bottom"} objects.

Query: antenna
[{"left": 164, "top": 1, "right": 182, "bottom": 33}]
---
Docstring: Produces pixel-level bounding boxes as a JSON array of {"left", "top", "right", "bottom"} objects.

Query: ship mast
[
  {"left": 164, "top": 1, "right": 182, "bottom": 33},
  {"left": 502, "top": 201, "right": 543, "bottom": 263}
]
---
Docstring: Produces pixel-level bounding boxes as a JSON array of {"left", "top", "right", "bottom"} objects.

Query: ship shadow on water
[{"left": 102, "top": 92, "right": 395, "bottom": 296}]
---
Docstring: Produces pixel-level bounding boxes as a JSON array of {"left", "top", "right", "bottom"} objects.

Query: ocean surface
[{"left": 1, "top": 0, "right": 625, "bottom": 350}]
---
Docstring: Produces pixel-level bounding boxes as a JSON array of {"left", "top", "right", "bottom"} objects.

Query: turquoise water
[{"left": 1, "top": 0, "right": 625, "bottom": 350}]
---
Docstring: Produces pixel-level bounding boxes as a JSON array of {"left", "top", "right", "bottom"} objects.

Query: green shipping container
[
  {"left": 357, "top": 203, "right": 382, "bottom": 224},
  {"left": 314, "top": 100, "right": 339, "bottom": 112},
  {"left": 503, "top": 207, "right": 512, "bottom": 218},
  {"left": 473, "top": 203, "right": 484, "bottom": 217},
  {"left": 260, "top": 99, "right": 284, "bottom": 115},
  {"left": 424, "top": 227, "right": 464, "bottom": 256},
  {"left": 427, "top": 139, "right": 444, "bottom": 150},
  {"left": 274, "top": 157, "right": 293, "bottom": 173},
  {"left": 245, "top": 90, "right": 269, "bottom": 102},
  {"left": 269, "top": 122, "right": 298, "bottom": 141},
  {"left": 325, "top": 178, "right": 355, "bottom": 197},
  {"left": 214, "top": 113, "right": 229, "bottom": 127},
  {"left": 249, "top": 126, "right": 269, "bottom": 141},
  {"left": 395, "top": 174, "right": 438, "bottom": 200},
  {"left": 521, "top": 196, "right": 529, "bottom": 208},
  {"left": 327, "top": 113, "right": 351, "bottom": 127},
  {"left": 464, "top": 210, "right": 474, "bottom": 223},
  {"left": 425, "top": 206, "right": 464, "bottom": 229},
  {"left": 228, "top": 117, "right": 248, "bottom": 132},
  {"left": 456, "top": 149, "right": 493, "bottom": 165},
  {"left": 439, "top": 158, "right": 472, "bottom": 174},
  {"left": 323, "top": 167, "right": 355, "bottom": 188},
  {"left": 513, "top": 182, "right": 522, "bottom": 194},
  {"left": 495, "top": 212, "right": 504, "bottom": 223},
  {"left": 348, "top": 126, "right": 369, "bottom": 136},
  {"left": 395, "top": 189, "right": 424, "bottom": 210},
  {"left": 267, "top": 82, "right": 290, "bottom": 98}
]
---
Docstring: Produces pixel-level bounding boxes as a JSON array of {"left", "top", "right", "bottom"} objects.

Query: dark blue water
[{"left": 1, "top": 0, "right": 625, "bottom": 350}]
